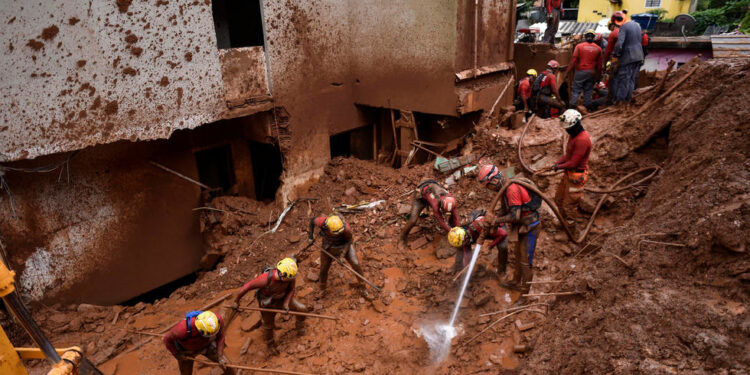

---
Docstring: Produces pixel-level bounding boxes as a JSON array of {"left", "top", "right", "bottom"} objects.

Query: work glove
[
  {"left": 218, "top": 355, "right": 229, "bottom": 369},
  {"left": 229, "top": 301, "right": 239, "bottom": 310},
  {"left": 283, "top": 304, "right": 290, "bottom": 313},
  {"left": 553, "top": 163, "right": 559, "bottom": 171},
  {"left": 547, "top": 13, "right": 552, "bottom": 21}
]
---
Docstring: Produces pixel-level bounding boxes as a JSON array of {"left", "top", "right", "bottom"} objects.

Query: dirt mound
[{"left": 523, "top": 58, "right": 750, "bottom": 374}]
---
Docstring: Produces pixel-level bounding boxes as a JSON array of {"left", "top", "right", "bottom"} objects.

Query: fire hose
[{"left": 517, "top": 116, "right": 659, "bottom": 194}]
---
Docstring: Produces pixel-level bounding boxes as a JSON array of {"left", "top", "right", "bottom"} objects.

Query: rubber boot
[
  {"left": 296, "top": 317, "right": 307, "bottom": 336},
  {"left": 521, "top": 264, "right": 533, "bottom": 294},
  {"left": 263, "top": 327, "right": 279, "bottom": 355}
]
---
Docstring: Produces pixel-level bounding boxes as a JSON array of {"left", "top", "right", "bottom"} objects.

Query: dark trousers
[
  {"left": 176, "top": 343, "right": 235, "bottom": 375},
  {"left": 258, "top": 294, "right": 308, "bottom": 347},
  {"left": 400, "top": 197, "right": 428, "bottom": 243},
  {"left": 455, "top": 239, "right": 509, "bottom": 272},
  {"left": 570, "top": 70, "right": 596, "bottom": 108},
  {"left": 542, "top": 9, "right": 561, "bottom": 44},
  {"left": 612, "top": 62, "right": 641, "bottom": 103},
  {"left": 319, "top": 242, "right": 364, "bottom": 287}
]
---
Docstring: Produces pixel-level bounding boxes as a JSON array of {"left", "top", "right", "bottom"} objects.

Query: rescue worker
[
  {"left": 590, "top": 81, "right": 609, "bottom": 110},
  {"left": 231, "top": 258, "right": 308, "bottom": 354},
  {"left": 603, "top": 16, "right": 621, "bottom": 65},
  {"left": 399, "top": 179, "right": 459, "bottom": 245},
  {"left": 536, "top": 60, "right": 565, "bottom": 117},
  {"left": 476, "top": 165, "right": 542, "bottom": 292},
  {"left": 514, "top": 69, "right": 537, "bottom": 117},
  {"left": 611, "top": 12, "right": 644, "bottom": 104},
  {"left": 634, "top": 31, "right": 650, "bottom": 89},
  {"left": 542, "top": 0, "right": 563, "bottom": 46},
  {"left": 565, "top": 29, "right": 603, "bottom": 110},
  {"left": 551, "top": 109, "right": 592, "bottom": 232},
  {"left": 163, "top": 310, "right": 234, "bottom": 375},
  {"left": 308, "top": 214, "right": 364, "bottom": 290},
  {"left": 447, "top": 209, "right": 508, "bottom": 276}
]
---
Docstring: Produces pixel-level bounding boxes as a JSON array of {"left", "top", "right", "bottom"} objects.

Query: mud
[{"left": 5, "top": 58, "right": 749, "bottom": 374}]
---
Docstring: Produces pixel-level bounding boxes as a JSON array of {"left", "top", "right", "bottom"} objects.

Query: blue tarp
[{"left": 631, "top": 13, "right": 658, "bottom": 30}]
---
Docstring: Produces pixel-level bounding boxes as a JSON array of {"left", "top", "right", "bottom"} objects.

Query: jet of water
[{"left": 449, "top": 243, "right": 482, "bottom": 326}]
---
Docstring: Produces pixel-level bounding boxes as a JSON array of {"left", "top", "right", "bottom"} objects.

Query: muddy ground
[{"left": 7, "top": 58, "right": 749, "bottom": 374}]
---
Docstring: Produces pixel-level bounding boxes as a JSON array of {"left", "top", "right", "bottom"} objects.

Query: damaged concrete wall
[{"left": 0, "top": 1, "right": 226, "bottom": 162}]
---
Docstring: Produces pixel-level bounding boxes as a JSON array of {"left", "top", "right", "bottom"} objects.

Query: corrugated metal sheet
[
  {"left": 558, "top": 21, "right": 598, "bottom": 36},
  {"left": 711, "top": 35, "right": 750, "bottom": 58}
]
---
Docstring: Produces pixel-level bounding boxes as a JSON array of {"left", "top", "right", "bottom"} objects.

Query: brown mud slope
[
  {"left": 6, "top": 58, "right": 747, "bottom": 375},
  {"left": 524, "top": 58, "right": 750, "bottom": 374}
]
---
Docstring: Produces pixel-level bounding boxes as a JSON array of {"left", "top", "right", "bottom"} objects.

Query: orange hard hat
[{"left": 611, "top": 11, "right": 625, "bottom": 26}]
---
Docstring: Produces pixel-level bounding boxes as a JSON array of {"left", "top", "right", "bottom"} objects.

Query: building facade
[{"left": 576, "top": 0, "right": 697, "bottom": 23}]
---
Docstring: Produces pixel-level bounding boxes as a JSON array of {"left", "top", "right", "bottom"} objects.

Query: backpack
[
  {"left": 531, "top": 74, "right": 544, "bottom": 96},
  {"left": 509, "top": 177, "right": 543, "bottom": 212},
  {"left": 184, "top": 310, "right": 203, "bottom": 337}
]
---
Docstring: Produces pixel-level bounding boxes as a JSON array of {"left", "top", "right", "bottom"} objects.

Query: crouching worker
[
  {"left": 308, "top": 214, "right": 364, "bottom": 291},
  {"left": 400, "top": 179, "right": 459, "bottom": 245},
  {"left": 163, "top": 310, "right": 234, "bottom": 375},
  {"left": 476, "top": 165, "right": 542, "bottom": 292},
  {"left": 231, "top": 257, "right": 308, "bottom": 355},
  {"left": 447, "top": 209, "right": 508, "bottom": 276}
]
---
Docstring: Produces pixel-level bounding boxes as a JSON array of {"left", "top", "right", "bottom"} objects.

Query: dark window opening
[
  {"left": 121, "top": 272, "right": 198, "bottom": 306},
  {"left": 195, "top": 144, "right": 236, "bottom": 191},
  {"left": 330, "top": 125, "right": 375, "bottom": 160},
  {"left": 211, "top": 0, "right": 264, "bottom": 49},
  {"left": 249, "top": 141, "right": 283, "bottom": 201}
]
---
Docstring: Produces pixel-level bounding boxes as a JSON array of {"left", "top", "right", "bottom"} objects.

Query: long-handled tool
[
  {"left": 236, "top": 306, "right": 338, "bottom": 321},
  {"left": 314, "top": 244, "right": 381, "bottom": 292},
  {"left": 188, "top": 357, "right": 315, "bottom": 375}
]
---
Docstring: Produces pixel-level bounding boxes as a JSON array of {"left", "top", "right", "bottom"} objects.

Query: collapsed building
[{"left": 0, "top": 0, "right": 519, "bottom": 305}]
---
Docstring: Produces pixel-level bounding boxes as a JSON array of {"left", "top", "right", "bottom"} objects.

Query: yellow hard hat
[
  {"left": 276, "top": 257, "right": 298, "bottom": 279},
  {"left": 194, "top": 311, "right": 220, "bottom": 337},
  {"left": 584, "top": 29, "right": 596, "bottom": 37},
  {"left": 526, "top": 69, "right": 538, "bottom": 77},
  {"left": 447, "top": 227, "right": 467, "bottom": 248},
  {"left": 324, "top": 215, "right": 344, "bottom": 234}
]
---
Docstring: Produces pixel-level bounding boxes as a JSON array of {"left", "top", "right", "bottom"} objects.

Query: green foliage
[
  {"left": 690, "top": 0, "right": 750, "bottom": 34},
  {"left": 740, "top": 10, "right": 750, "bottom": 33},
  {"left": 646, "top": 8, "right": 668, "bottom": 20}
]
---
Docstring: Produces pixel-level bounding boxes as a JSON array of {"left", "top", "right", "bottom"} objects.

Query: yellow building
[{"left": 577, "top": 0, "right": 697, "bottom": 23}]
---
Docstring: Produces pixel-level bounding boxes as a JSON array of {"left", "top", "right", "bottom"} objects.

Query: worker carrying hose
[
  {"left": 565, "top": 29, "right": 602, "bottom": 111},
  {"left": 549, "top": 109, "right": 592, "bottom": 233},
  {"left": 534, "top": 60, "right": 566, "bottom": 117},
  {"left": 308, "top": 214, "right": 364, "bottom": 291},
  {"left": 514, "top": 69, "right": 538, "bottom": 118},
  {"left": 163, "top": 310, "right": 235, "bottom": 375},
  {"left": 231, "top": 258, "right": 308, "bottom": 355},
  {"left": 477, "top": 165, "right": 542, "bottom": 292},
  {"left": 447, "top": 209, "right": 508, "bottom": 276},
  {"left": 399, "top": 179, "right": 459, "bottom": 246}
]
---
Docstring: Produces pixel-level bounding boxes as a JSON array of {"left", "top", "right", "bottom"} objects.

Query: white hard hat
[{"left": 560, "top": 109, "right": 582, "bottom": 129}]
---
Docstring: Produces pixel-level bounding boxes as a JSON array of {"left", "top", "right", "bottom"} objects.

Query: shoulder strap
[{"left": 184, "top": 310, "right": 203, "bottom": 337}]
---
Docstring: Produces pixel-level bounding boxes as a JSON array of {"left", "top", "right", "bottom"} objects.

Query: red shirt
[
  {"left": 546, "top": 0, "right": 563, "bottom": 13},
  {"left": 236, "top": 270, "right": 296, "bottom": 306},
  {"left": 163, "top": 314, "right": 225, "bottom": 356},
  {"left": 540, "top": 70, "right": 557, "bottom": 92},
  {"left": 556, "top": 130, "right": 592, "bottom": 170},
  {"left": 567, "top": 42, "right": 602, "bottom": 73},
  {"left": 517, "top": 77, "right": 532, "bottom": 100},
  {"left": 641, "top": 32, "right": 649, "bottom": 46},
  {"left": 466, "top": 216, "right": 507, "bottom": 248},
  {"left": 419, "top": 182, "right": 459, "bottom": 232},
  {"left": 310, "top": 216, "right": 353, "bottom": 247},
  {"left": 505, "top": 184, "right": 531, "bottom": 208},
  {"left": 604, "top": 28, "right": 619, "bottom": 63}
]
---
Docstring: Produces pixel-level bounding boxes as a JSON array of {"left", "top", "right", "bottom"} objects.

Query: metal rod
[
  {"left": 315, "top": 244, "right": 381, "bottom": 292},
  {"left": 189, "top": 357, "right": 316, "bottom": 375},
  {"left": 479, "top": 303, "right": 550, "bottom": 317},
  {"left": 462, "top": 309, "right": 526, "bottom": 346},
  {"left": 522, "top": 291, "right": 580, "bottom": 297},
  {"left": 236, "top": 306, "right": 338, "bottom": 321},
  {"left": 149, "top": 161, "right": 213, "bottom": 190}
]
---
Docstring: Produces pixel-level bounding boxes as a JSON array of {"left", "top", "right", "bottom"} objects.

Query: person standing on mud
[
  {"left": 542, "top": 0, "right": 563, "bottom": 46},
  {"left": 550, "top": 109, "right": 592, "bottom": 233},
  {"left": 399, "top": 179, "right": 459, "bottom": 246},
  {"left": 447, "top": 209, "right": 508, "bottom": 276},
  {"left": 308, "top": 213, "right": 365, "bottom": 291},
  {"left": 231, "top": 257, "right": 308, "bottom": 354},
  {"left": 163, "top": 310, "right": 235, "bottom": 375},
  {"left": 611, "top": 12, "right": 644, "bottom": 104},
  {"left": 476, "top": 165, "right": 542, "bottom": 292},
  {"left": 535, "top": 60, "right": 566, "bottom": 117},
  {"left": 566, "top": 29, "right": 602, "bottom": 111}
]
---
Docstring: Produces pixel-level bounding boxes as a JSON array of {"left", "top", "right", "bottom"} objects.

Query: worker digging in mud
[
  {"left": 163, "top": 310, "right": 235, "bottom": 375},
  {"left": 515, "top": 69, "right": 538, "bottom": 120},
  {"left": 447, "top": 209, "right": 508, "bottom": 276},
  {"left": 566, "top": 29, "right": 602, "bottom": 111},
  {"left": 476, "top": 165, "right": 542, "bottom": 292},
  {"left": 550, "top": 109, "right": 592, "bottom": 233},
  {"left": 308, "top": 213, "right": 365, "bottom": 291},
  {"left": 534, "top": 60, "right": 566, "bottom": 117},
  {"left": 399, "top": 179, "right": 459, "bottom": 246},
  {"left": 610, "top": 11, "right": 644, "bottom": 104},
  {"left": 230, "top": 257, "right": 308, "bottom": 355}
]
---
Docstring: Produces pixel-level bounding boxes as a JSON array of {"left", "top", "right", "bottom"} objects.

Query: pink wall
[{"left": 643, "top": 49, "right": 712, "bottom": 71}]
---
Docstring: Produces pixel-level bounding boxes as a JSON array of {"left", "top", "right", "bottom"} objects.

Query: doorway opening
[
  {"left": 330, "top": 125, "right": 375, "bottom": 160},
  {"left": 194, "top": 144, "right": 236, "bottom": 191},
  {"left": 249, "top": 141, "right": 283, "bottom": 201},
  {"left": 211, "top": 0, "right": 265, "bottom": 49}
]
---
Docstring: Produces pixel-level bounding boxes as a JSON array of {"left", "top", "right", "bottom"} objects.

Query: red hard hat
[
  {"left": 440, "top": 196, "right": 456, "bottom": 213},
  {"left": 547, "top": 60, "right": 560, "bottom": 69},
  {"left": 477, "top": 164, "right": 499, "bottom": 186}
]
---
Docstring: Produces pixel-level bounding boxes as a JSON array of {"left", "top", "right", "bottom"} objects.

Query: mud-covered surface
[{"left": 6, "top": 58, "right": 749, "bottom": 374}]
